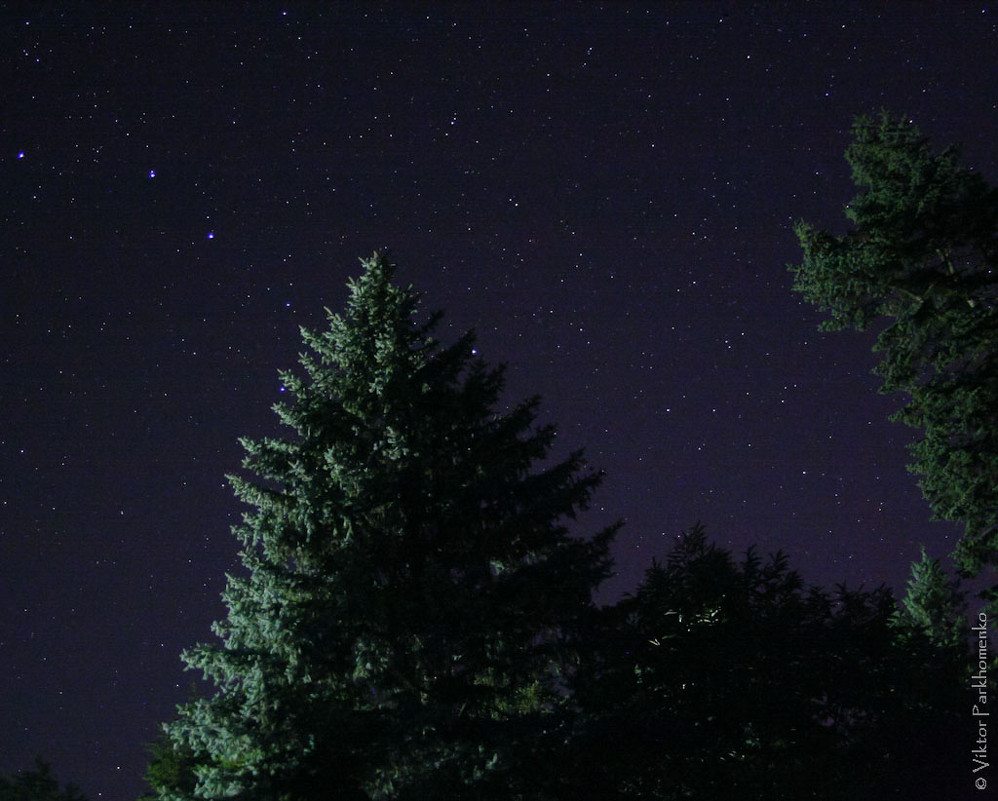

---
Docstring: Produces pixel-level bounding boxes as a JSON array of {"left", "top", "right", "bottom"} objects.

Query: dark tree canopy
[
  {"left": 0, "top": 760, "right": 88, "bottom": 801},
  {"left": 147, "top": 248, "right": 978, "bottom": 800},
  {"left": 790, "top": 111, "right": 998, "bottom": 577},
  {"left": 563, "top": 524, "right": 969, "bottom": 801},
  {"left": 159, "top": 253, "right": 618, "bottom": 800}
]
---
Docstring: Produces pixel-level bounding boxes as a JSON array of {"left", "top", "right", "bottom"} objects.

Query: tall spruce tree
[
  {"left": 160, "top": 253, "right": 617, "bottom": 800},
  {"left": 790, "top": 111, "right": 998, "bottom": 577}
]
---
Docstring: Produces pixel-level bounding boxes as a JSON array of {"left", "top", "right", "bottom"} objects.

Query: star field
[{"left": 2, "top": 3, "right": 997, "bottom": 799}]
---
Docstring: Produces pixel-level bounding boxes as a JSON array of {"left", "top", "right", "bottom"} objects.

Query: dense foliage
[
  {"left": 791, "top": 111, "right": 998, "bottom": 577},
  {"left": 0, "top": 760, "right": 88, "bottom": 801},
  {"left": 891, "top": 546, "right": 967, "bottom": 651},
  {"left": 562, "top": 525, "right": 967, "bottom": 800},
  {"left": 156, "top": 253, "right": 617, "bottom": 800},
  {"left": 147, "top": 248, "right": 975, "bottom": 799}
]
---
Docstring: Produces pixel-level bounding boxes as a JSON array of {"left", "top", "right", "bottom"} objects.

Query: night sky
[{"left": 3, "top": 3, "right": 996, "bottom": 799}]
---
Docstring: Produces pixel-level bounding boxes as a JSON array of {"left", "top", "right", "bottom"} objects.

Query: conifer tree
[
  {"left": 139, "top": 726, "right": 199, "bottom": 801},
  {"left": 790, "top": 111, "right": 998, "bottom": 577},
  {"left": 566, "top": 525, "right": 967, "bottom": 800},
  {"left": 160, "top": 252, "right": 617, "bottom": 800},
  {"left": 891, "top": 546, "right": 966, "bottom": 651}
]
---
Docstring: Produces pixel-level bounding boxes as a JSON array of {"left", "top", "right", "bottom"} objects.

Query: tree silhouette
[
  {"left": 0, "top": 759, "right": 88, "bottom": 801},
  {"left": 565, "top": 524, "right": 969, "bottom": 800}
]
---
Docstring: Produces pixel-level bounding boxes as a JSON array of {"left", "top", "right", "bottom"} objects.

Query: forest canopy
[{"left": 142, "top": 241, "right": 979, "bottom": 799}]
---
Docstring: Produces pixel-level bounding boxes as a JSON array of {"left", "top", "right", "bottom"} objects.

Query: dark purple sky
[{"left": 3, "top": 3, "right": 996, "bottom": 799}]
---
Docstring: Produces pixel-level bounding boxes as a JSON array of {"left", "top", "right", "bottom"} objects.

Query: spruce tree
[
  {"left": 161, "top": 252, "right": 617, "bottom": 800},
  {"left": 790, "top": 111, "right": 998, "bottom": 577},
  {"left": 891, "top": 546, "right": 966, "bottom": 651}
]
